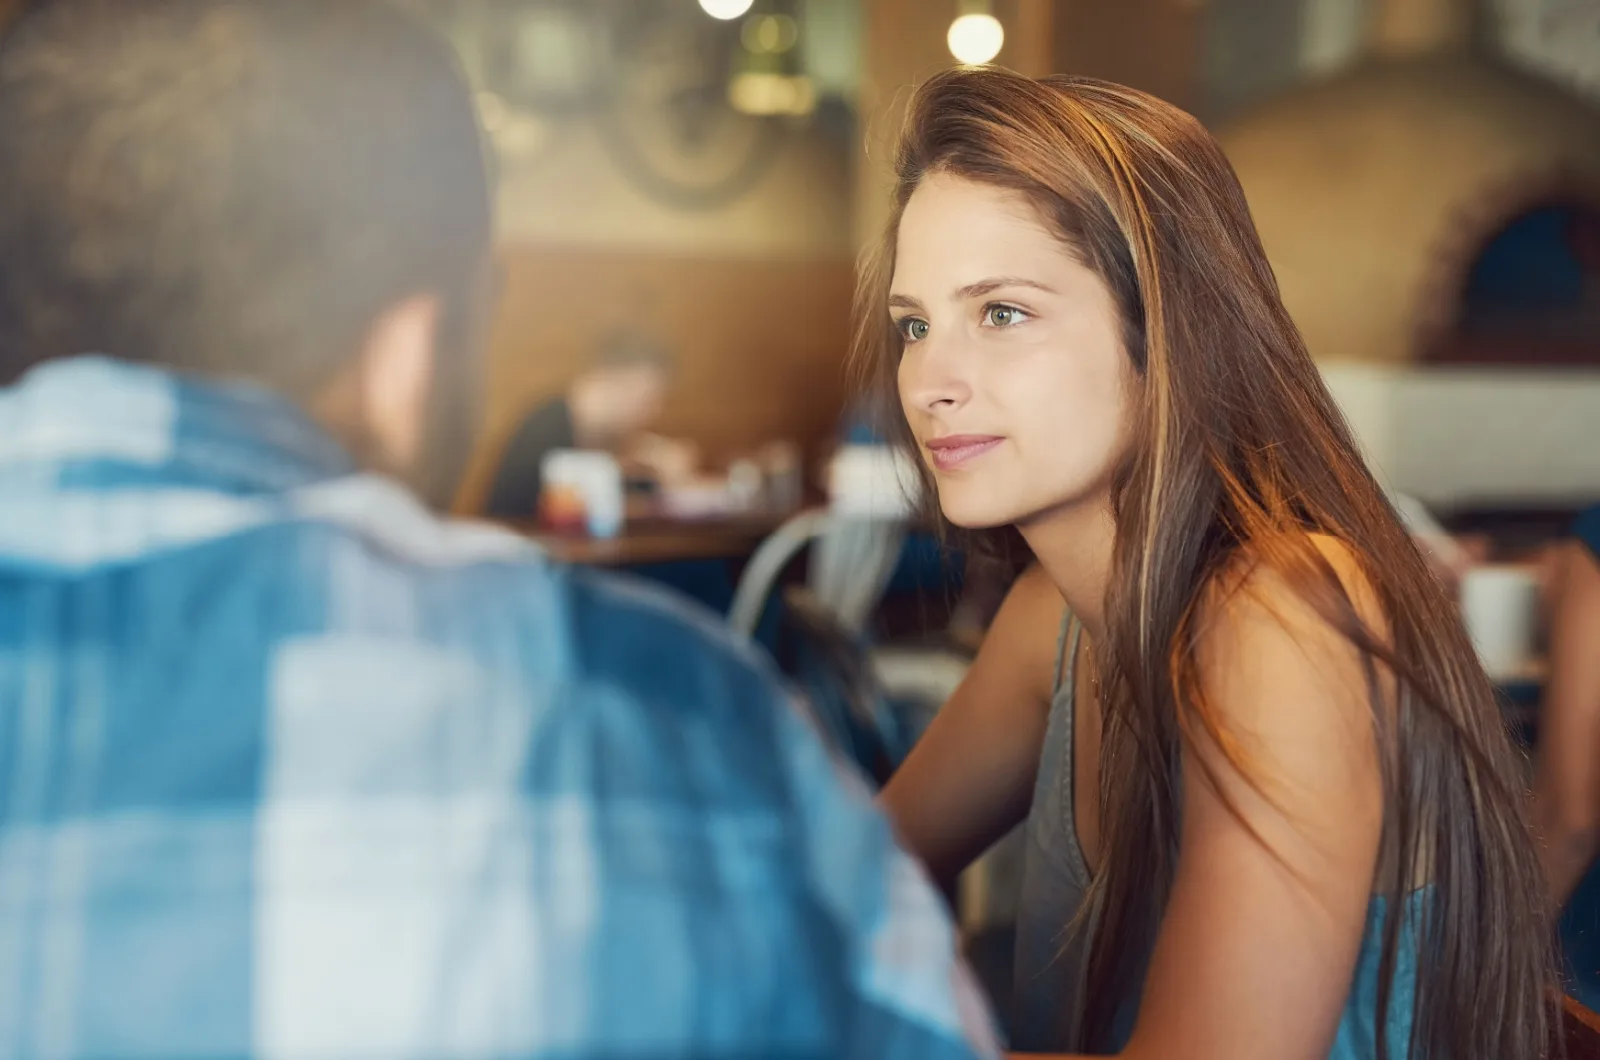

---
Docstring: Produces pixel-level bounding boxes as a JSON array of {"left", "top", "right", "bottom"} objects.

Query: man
[
  {"left": 0, "top": 3, "right": 995, "bottom": 1058},
  {"left": 485, "top": 328, "right": 675, "bottom": 519}
]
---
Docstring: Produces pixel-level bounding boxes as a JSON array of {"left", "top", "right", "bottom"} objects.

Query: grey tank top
[
  {"left": 1010, "top": 611, "right": 1099, "bottom": 1052},
  {"left": 1009, "top": 612, "right": 1423, "bottom": 1057}
]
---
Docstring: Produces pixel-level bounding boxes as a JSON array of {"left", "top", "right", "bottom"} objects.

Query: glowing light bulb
[
  {"left": 947, "top": 13, "right": 1004, "bottom": 65},
  {"left": 699, "top": 0, "right": 755, "bottom": 20}
]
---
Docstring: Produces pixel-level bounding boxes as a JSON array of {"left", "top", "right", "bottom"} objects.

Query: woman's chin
[{"left": 935, "top": 493, "right": 1015, "bottom": 531}]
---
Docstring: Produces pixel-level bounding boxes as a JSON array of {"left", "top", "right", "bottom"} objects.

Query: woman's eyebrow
[{"left": 954, "top": 276, "right": 1058, "bottom": 299}]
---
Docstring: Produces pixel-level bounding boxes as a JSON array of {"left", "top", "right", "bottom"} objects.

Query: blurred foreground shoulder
[{"left": 526, "top": 561, "right": 1003, "bottom": 1057}]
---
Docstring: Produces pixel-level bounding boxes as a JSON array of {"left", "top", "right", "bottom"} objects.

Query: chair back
[
  {"left": 776, "top": 587, "right": 909, "bottom": 785},
  {"left": 727, "top": 508, "right": 905, "bottom": 638}
]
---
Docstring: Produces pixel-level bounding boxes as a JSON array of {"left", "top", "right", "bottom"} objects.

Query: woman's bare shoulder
[
  {"left": 1193, "top": 532, "right": 1389, "bottom": 757},
  {"left": 1204, "top": 533, "right": 1387, "bottom": 640}
]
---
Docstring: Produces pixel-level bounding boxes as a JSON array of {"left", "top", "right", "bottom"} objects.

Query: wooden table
[{"left": 505, "top": 511, "right": 797, "bottom": 567}]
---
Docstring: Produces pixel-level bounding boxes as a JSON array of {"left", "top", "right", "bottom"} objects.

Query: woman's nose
[{"left": 900, "top": 338, "right": 973, "bottom": 414}]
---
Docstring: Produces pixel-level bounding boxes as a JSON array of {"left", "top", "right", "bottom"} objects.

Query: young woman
[{"left": 863, "top": 68, "right": 1554, "bottom": 1060}]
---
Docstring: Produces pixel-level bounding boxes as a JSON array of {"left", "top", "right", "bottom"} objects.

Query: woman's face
[{"left": 892, "top": 173, "right": 1137, "bottom": 530}]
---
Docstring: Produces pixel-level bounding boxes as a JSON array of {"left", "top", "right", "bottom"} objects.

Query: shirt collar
[{"left": 0, "top": 356, "right": 355, "bottom": 494}]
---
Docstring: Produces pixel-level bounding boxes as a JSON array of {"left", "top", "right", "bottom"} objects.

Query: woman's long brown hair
[{"left": 855, "top": 67, "right": 1555, "bottom": 1059}]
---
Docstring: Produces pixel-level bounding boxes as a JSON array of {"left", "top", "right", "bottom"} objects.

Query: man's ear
[{"left": 357, "top": 293, "right": 440, "bottom": 475}]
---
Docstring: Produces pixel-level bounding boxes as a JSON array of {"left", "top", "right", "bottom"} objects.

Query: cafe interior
[
  {"left": 367, "top": 0, "right": 1600, "bottom": 1038},
  {"left": 1, "top": 0, "right": 1577, "bottom": 1044},
  {"left": 400, "top": 0, "right": 1600, "bottom": 1039}
]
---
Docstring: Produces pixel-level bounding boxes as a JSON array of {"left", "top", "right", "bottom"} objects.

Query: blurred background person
[
  {"left": 484, "top": 326, "right": 684, "bottom": 518},
  {"left": 1536, "top": 505, "right": 1600, "bottom": 909},
  {"left": 0, "top": 2, "right": 996, "bottom": 1058}
]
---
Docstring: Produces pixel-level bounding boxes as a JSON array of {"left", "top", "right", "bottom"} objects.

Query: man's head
[
  {"left": 568, "top": 329, "right": 673, "bottom": 448},
  {"left": 0, "top": 0, "right": 495, "bottom": 502}
]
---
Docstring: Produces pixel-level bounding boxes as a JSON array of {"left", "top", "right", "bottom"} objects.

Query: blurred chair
[
  {"left": 731, "top": 506, "right": 1018, "bottom": 936},
  {"left": 774, "top": 584, "right": 911, "bottom": 786},
  {"left": 729, "top": 506, "right": 971, "bottom": 713},
  {"left": 1564, "top": 994, "right": 1600, "bottom": 1060},
  {"left": 726, "top": 506, "right": 918, "bottom": 785},
  {"left": 730, "top": 443, "right": 937, "bottom": 650},
  {"left": 728, "top": 507, "right": 906, "bottom": 640}
]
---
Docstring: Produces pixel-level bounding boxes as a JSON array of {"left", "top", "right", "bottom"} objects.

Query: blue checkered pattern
[{"left": 0, "top": 357, "right": 997, "bottom": 1060}]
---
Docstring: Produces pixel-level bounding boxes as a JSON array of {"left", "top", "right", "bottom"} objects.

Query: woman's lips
[{"left": 925, "top": 435, "right": 1004, "bottom": 472}]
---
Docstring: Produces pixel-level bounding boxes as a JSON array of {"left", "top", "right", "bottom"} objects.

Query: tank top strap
[{"left": 1052, "top": 608, "right": 1083, "bottom": 698}]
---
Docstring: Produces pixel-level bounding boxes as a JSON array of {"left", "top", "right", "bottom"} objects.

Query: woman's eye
[
  {"left": 983, "top": 304, "right": 1029, "bottom": 328},
  {"left": 898, "top": 317, "right": 931, "bottom": 342}
]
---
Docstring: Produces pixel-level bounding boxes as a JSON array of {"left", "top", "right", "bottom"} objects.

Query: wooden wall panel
[
  {"left": 456, "top": 247, "right": 856, "bottom": 513},
  {"left": 1054, "top": 0, "right": 1204, "bottom": 109}
]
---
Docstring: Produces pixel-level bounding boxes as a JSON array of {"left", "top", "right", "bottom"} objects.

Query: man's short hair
[
  {"left": 591, "top": 327, "right": 675, "bottom": 377},
  {"left": 0, "top": 0, "right": 493, "bottom": 392}
]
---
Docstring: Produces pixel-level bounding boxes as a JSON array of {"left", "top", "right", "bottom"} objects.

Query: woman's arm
[
  {"left": 1535, "top": 537, "right": 1600, "bottom": 908},
  {"left": 880, "top": 564, "right": 1063, "bottom": 889},
  {"left": 1013, "top": 542, "right": 1386, "bottom": 1060}
]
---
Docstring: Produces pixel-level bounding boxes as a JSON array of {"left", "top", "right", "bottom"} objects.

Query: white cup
[
  {"left": 827, "top": 444, "right": 921, "bottom": 519},
  {"left": 541, "top": 449, "right": 624, "bottom": 539},
  {"left": 1459, "top": 564, "right": 1540, "bottom": 679}
]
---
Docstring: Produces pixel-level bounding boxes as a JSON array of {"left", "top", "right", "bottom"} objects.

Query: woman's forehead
[
  {"left": 902, "top": 174, "right": 1048, "bottom": 241},
  {"left": 892, "top": 175, "right": 1080, "bottom": 294}
]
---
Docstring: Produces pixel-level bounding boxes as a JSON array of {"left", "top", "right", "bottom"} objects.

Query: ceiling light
[
  {"left": 729, "top": 72, "right": 817, "bottom": 116},
  {"left": 742, "top": 14, "right": 800, "bottom": 55},
  {"left": 699, "top": 0, "right": 755, "bottom": 21},
  {"left": 947, "top": 12, "right": 1004, "bottom": 65}
]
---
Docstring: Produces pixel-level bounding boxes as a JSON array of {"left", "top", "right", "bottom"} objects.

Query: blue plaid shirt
[{"left": 0, "top": 357, "right": 997, "bottom": 1060}]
